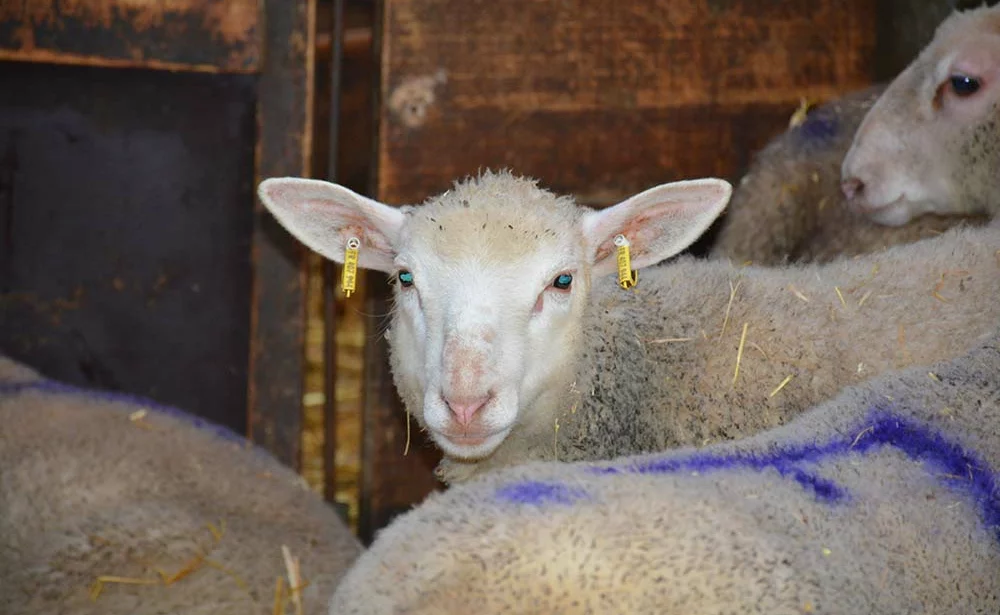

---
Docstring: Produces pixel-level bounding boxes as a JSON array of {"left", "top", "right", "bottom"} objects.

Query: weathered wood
[
  {"left": 0, "top": 62, "right": 256, "bottom": 432},
  {"left": 377, "top": 0, "right": 878, "bottom": 205},
  {"left": 249, "top": 0, "right": 317, "bottom": 469},
  {"left": 0, "top": 0, "right": 259, "bottom": 73}
]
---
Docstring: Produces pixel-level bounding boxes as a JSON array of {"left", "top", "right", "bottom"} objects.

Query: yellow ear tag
[
  {"left": 614, "top": 234, "right": 638, "bottom": 290},
  {"left": 342, "top": 237, "right": 360, "bottom": 297}
]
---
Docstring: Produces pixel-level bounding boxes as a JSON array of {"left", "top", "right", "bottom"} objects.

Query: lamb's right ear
[{"left": 258, "top": 178, "right": 405, "bottom": 273}]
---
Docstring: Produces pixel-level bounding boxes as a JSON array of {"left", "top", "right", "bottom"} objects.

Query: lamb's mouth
[{"left": 433, "top": 427, "right": 512, "bottom": 459}]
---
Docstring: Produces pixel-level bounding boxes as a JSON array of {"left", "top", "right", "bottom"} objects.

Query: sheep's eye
[
  {"left": 552, "top": 273, "right": 573, "bottom": 290},
  {"left": 398, "top": 270, "right": 414, "bottom": 287},
  {"left": 949, "top": 74, "right": 981, "bottom": 97}
]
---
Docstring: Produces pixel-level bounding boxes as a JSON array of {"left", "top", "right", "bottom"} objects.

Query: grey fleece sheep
[
  {"left": 713, "top": 3, "right": 1000, "bottom": 265},
  {"left": 711, "top": 85, "right": 989, "bottom": 265},
  {"left": 0, "top": 355, "right": 362, "bottom": 615},
  {"left": 330, "top": 331, "right": 1000, "bottom": 614},
  {"left": 258, "top": 171, "right": 1000, "bottom": 486}
]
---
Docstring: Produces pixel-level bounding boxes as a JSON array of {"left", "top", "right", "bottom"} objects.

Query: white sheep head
[
  {"left": 841, "top": 4, "right": 1000, "bottom": 226},
  {"left": 258, "top": 170, "right": 730, "bottom": 461}
]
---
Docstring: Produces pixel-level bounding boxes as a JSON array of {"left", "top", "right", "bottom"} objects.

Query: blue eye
[
  {"left": 552, "top": 273, "right": 573, "bottom": 290},
  {"left": 398, "top": 270, "right": 414, "bottom": 287},
  {"left": 950, "top": 74, "right": 980, "bottom": 97}
]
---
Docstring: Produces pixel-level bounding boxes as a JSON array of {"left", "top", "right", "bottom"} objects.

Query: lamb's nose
[
  {"left": 841, "top": 176, "right": 864, "bottom": 201},
  {"left": 444, "top": 394, "right": 492, "bottom": 426}
]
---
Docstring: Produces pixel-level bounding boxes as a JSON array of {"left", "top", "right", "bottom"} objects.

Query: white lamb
[
  {"left": 0, "top": 355, "right": 362, "bottom": 615},
  {"left": 329, "top": 330, "right": 1000, "bottom": 614},
  {"left": 713, "top": 3, "right": 1000, "bottom": 265},
  {"left": 259, "top": 170, "right": 1000, "bottom": 484},
  {"left": 842, "top": 3, "right": 1000, "bottom": 226}
]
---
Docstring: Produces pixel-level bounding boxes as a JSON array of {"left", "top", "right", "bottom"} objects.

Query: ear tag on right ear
[
  {"left": 614, "top": 234, "right": 638, "bottom": 290},
  {"left": 342, "top": 237, "right": 360, "bottom": 297}
]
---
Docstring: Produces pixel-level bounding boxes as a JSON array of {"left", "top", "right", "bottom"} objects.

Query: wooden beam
[
  {"left": 249, "top": 0, "right": 317, "bottom": 469},
  {"left": 0, "top": 0, "right": 259, "bottom": 74}
]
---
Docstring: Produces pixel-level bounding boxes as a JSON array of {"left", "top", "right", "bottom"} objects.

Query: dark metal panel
[
  {"left": 0, "top": 0, "right": 259, "bottom": 73},
  {"left": 249, "top": 0, "right": 317, "bottom": 469},
  {"left": 0, "top": 61, "right": 257, "bottom": 433}
]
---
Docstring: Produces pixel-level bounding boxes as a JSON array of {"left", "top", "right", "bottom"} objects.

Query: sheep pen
[
  {"left": 0, "top": 355, "right": 362, "bottom": 615},
  {"left": 329, "top": 330, "right": 1000, "bottom": 614},
  {"left": 259, "top": 171, "right": 1000, "bottom": 486}
]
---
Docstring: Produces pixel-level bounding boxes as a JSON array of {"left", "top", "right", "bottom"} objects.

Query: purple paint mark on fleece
[
  {"left": 797, "top": 112, "right": 839, "bottom": 143},
  {"left": 496, "top": 480, "right": 589, "bottom": 506},
  {"left": 590, "top": 407, "right": 1000, "bottom": 540},
  {"left": 0, "top": 379, "right": 248, "bottom": 447}
]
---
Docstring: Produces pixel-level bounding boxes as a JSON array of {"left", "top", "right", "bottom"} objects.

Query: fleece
[
  {"left": 0, "top": 356, "right": 362, "bottom": 615},
  {"left": 330, "top": 331, "right": 1000, "bottom": 614}
]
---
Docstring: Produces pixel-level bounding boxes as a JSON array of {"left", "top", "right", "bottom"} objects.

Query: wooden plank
[
  {"left": 377, "top": 0, "right": 878, "bottom": 205},
  {"left": 249, "top": 0, "right": 316, "bottom": 470},
  {"left": 0, "top": 0, "right": 259, "bottom": 73},
  {"left": 0, "top": 61, "right": 257, "bottom": 433}
]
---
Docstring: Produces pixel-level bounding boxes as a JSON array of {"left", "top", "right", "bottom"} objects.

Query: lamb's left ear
[{"left": 581, "top": 178, "right": 732, "bottom": 277}]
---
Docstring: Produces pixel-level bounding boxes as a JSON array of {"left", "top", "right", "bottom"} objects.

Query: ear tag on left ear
[
  {"left": 342, "top": 237, "right": 360, "bottom": 297},
  {"left": 614, "top": 234, "right": 638, "bottom": 290}
]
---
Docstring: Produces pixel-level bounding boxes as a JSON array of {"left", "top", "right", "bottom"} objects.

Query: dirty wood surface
[
  {"left": 0, "top": 0, "right": 259, "bottom": 73},
  {"left": 376, "top": 0, "right": 878, "bottom": 206},
  {"left": 248, "top": 0, "right": 317, "bottom": 470},
  {"left": 0, "top": 62, "right": 257, "bottom": 432}
]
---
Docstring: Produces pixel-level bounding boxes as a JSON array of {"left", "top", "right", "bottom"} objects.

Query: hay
[
  {"left": 732, "top": 323, "right": 749, "bottom": 387},
  {"left": 768, "top": 375, "right": 794, "bottom": 398},
  {"left": 720, "top": 279, "right": 743, "bottom": 339}
]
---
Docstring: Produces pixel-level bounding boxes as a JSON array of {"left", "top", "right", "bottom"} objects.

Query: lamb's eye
[
  {"left": 552, "top": 273, "right": 573, "bottom": 290},
  {"left": 950, "top": 74, "right": 981, "bottom": 97},
  {"left": 398, "top": 270, "right": 414, "bottom": 287}
]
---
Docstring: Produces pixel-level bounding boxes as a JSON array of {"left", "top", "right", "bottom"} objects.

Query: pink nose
[
  {"left": 841, "top": 176, "right": 864, "bottom": 201},
  {"left": 444, "top": 395, "right": 491, "bottom": 426}
]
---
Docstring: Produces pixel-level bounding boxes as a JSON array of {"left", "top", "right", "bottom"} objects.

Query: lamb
[
  {"left": 710, "top": 85, "right": 989, "bottom": 265},
  {"left": 258, "top": 170, "right": 1000, "bottom": 485},
  {"left": 0, "top": 354, "right": 362, "bottom": 615},
  {"left": 842, "top": 3, "right": 1000, "bottom": 227},
  {"left": 712, "top": 3, "right": 1000, "bottom": 265},
  {"left": 328, "top": 330, "right": 1000, "bottom": 614}
]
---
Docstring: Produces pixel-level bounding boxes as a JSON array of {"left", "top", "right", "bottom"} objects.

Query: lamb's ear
[
  {"left": 581, "top": 178, "right": 732, "bottom": 277},
  {"left": 258, "top": 177, "right": 405, "bottom": 273}
]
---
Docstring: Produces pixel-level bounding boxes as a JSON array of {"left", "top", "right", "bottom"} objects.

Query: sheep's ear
[
  {"left": 581, "top": 178, "right": 732, "bottom": 277},
  {"left": 258, "top": 177, "right": 405, "bottom": 273}
]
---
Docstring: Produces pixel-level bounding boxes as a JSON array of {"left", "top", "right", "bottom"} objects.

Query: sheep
[
  {"left": 842, "top": 3, "right": 1000, "bottom": 227},
  {"left": 0, "top": 354, "right": 362, "bottom": 615},
  {"left": 258, "top": 170, "right": 1000, "bottom": 485},
  {"left": 712, "top": 3, "right": 1000, "bottom": 266},
  {"left": 327, "top": 330, "right": 1000, "bottom": 614},
  {"left": 710, "top": 84, "right": 990, "bottom": 265}
]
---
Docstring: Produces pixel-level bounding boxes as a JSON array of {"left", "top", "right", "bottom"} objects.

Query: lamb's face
[
  {"left": 387, "top": 196, "right": 589, "bottom": 460},
  {"left": 256, "top": 171, "right": 733, "bottom": 463},
  {"left": 841, "top": 6, "right": 1000, "bottom": 226}
]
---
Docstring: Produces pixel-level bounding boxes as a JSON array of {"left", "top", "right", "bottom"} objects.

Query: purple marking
[
  {"left": 495, "top": 480, "right": 589, "bottom": 506},
  {"left": 0, "top": 379, "right": 252, "bottom": 448},
  {"left": 797, "top": 113, "right": 839, "bottom": 142},
  {"left": 586, "top": 407, "right": 1000, "bottom": 541}
]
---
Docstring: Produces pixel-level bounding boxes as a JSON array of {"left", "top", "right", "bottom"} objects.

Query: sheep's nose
[
  {"left": 841, "top": 176, "right": 864, "bottom": 201},
  {"left": 444, "top": 394, "right": 492, "bottom": 426}
]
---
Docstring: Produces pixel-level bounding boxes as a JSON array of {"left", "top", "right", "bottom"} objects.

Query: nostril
[
  {"left": 444, "top": 393, "right": 493, "bottom": 426},
  {"left": 841, "top": 177, "right": 864, "bottom": 200}
]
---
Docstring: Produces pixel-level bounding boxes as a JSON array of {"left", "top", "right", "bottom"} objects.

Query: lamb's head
[
  {"left": 258, "top": 170, "right": 730, "bottom": 460},
  {"left": 841, "top": 4, "right": 1000, "bottom": 226}
]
